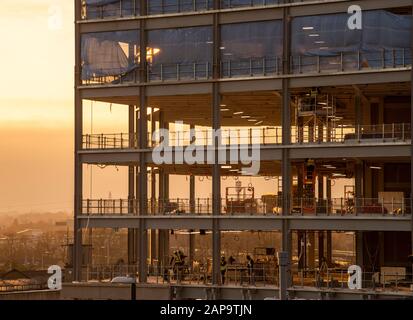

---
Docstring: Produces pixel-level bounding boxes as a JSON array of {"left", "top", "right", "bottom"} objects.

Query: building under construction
[{"left": 68, "top": 0, "right": 413, "bottom": 300}]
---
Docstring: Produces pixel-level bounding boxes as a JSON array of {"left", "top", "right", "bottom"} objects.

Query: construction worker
[
  {"left": 246, "top": 255, "right": 255, "bottom": 285},
  {"left": 170, "top": 250, "right": 186, "bottom": 281},
  {"left": 220, "top": 256, "right": 228, "bottom": 285}
]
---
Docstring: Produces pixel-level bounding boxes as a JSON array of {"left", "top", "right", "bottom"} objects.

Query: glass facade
[
  {"left": 221, "top": 20, "right": 283, "bottom": 78},
  {"left": 81, "top": 30, "right": 139, "bottom": 84},
  {"left": 291, "top": 10, "right": 412, "bottom": 74},
  {"left": 82, "top": 0, "right": 138, "bottom": 19},
  {"left": 78, "top": 10, "right": 412, "bottom": 85},
  {"left": 147, "top": 26, "right": 213, "bottom": 81},
  {"left": 148, "top": 0, "right": 213, "bottom": 15},
  {"left": 221, "top": 0, "right": 281, "bottom": 9}
]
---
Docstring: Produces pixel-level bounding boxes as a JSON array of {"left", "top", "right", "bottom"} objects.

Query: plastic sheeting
[
  {"left": 81, "top": 31, "right": 139, "bottom": 80},
  {"left": 221, "top": 20, "right": 283, "bottom": 59},
  {"left": 292, "top": 10, "right": 412, "bottom": 56},
  {"left": 220, "top": 20, "right": 283, "bottom": 77},
  {"left": 148, "top": 27, "right": 213, "bottom": 64}
]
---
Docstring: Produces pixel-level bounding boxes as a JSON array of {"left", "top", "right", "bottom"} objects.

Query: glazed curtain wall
[
  {"left": 292, "top": 10, "right": 412, "bottom": 73},
  {"left": 221, "top": 20, "right": 283, "bottom": 77},
  {"left": 147, "top": 26, "right": 213, "bottom": 81},
  {"left": 221, "top": 0, "right": 281, "bottom": 9},
  {"left": 148, "top": 0, "right": 213, "bottom": 15},
  {"left": 81, "top": 30, "right": 139, "bottom": 83},
  {"left": 83, "top": 0, "right": 137, "bottom": 19}
]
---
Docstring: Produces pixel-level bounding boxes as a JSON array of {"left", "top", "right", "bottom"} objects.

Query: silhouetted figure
[
  {"left": 246, "top": 255, "right": 255, "bottom": 285},
  {"left": 220, "top": 256, "right": 228, "bottom": 285}
]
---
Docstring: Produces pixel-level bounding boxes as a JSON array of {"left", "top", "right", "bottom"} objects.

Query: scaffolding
[{"left": 295, "top": 90, "right": 337, "bottom": 143}]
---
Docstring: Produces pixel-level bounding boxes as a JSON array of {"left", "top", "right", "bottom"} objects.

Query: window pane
[
  {"left": 148, "top": 0, "right": 213, "bottom": 15},
  {"left": 221, "top": 0, "right": 281, "bottom": 9},
  {"left": 83, "top": 0, "right": 137, "bottom": 19}
]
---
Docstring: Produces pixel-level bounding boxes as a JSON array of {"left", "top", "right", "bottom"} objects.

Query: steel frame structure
[{"left": 73, "top": 0, "right": 413, "bottom": 299}]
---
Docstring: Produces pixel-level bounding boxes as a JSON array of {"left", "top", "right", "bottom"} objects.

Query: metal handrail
[
  {"left": 291, "top": 48, "right": 412, "bottom": 75},
  {"left": 80, "top": 48, "right": 411, "bottom": 86},
  {"left": 82, "top": 124, "right": 411, "bottom": 150},
  {"left": 148, "top": 61, "right": 211, "bottom": 82},
  {"left": 290, "top": 198, "right": 412, "bottom": 216},
  {"left": 81, "top": 197, "right": 411, "bottom": 217}
]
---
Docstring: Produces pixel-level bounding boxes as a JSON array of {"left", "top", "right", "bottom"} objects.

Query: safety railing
[
  {"left": 84, "top": 264, "right": 413, "bottom": 293},
  {"left": 83, "top": 133, "right": 138, "bottom": 150},
  {"left": 0, "top": 283, "right": 49, "bottom": 293},
  {"left": 85, "top": 264, "right": 139, "bottom": 282},
  {"left": 221, "top": 56, "right": 282, "bottom": 78},
  {"left": 148, "top": 198, "right": 214, "bottom": 215},
  {"left": 292, "top": 268, "right": 413, "bottom": 292},
  {"left": 83, "top": 128, "right": 283, "bottom": 149},
  {"left": 292, "top": 123, "right": 411, "bottom": 144},
  {"left": 81, "top": 67, "right": 139, "bottom": 86},
  {"left": 290, "top": 198, "right": 412, "bottom": 216},
  {"left": 81, "top": 198, "right": 283, "bottom": 216},
  {"left": 151, "top": 127, "right": 282, "bottom": 147},
  {"left": 82, "top": 198, "right": 412, "bottom": 217},
  {"left": 82, "top": 124, "right": 410, "bottom": 150},
  {"left": 82, "top": 199, "right": 139, "bottom": 215},
  {"left": 148, "top": 62, "right": 212, "bottom": 82},
  {"left": 80, "top": 48, "right": 411, "bottom": 86},
  {"left": 148, "top": 264, "right": 278, "bottom": 287},
  {"left": 291, "top": 48, "right": 412, "bottom": 75}
]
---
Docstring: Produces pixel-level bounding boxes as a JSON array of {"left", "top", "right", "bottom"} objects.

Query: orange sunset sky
[{"left": 0, "top": 1, "right": 74, "bottom": 213}]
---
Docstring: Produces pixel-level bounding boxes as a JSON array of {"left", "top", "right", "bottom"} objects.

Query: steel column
[
  {"left": 138, "top": 3, "right": 148, "bottom": 283},
  {"left": 212, "top": 0, "right": 221, "bottom": 286},
  {"left": 74, "top": 0, "right": 83, "bottom": 282},
  {"left": 411, "top": 0, "right": 413, "bottom": 270},
  {"left": 281, "top": 6, "right": 292, "bottom": 261},
  {"left": 128, "top": 105, "right": 136, "bottom": 264}
]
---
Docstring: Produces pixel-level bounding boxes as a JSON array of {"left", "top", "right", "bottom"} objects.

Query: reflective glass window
[
  {"left": 148, "top": 0, "right": 213, "bottom": 15},
  {"left": 82, "top": 0, "right": 138, "bottom": 19}
]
